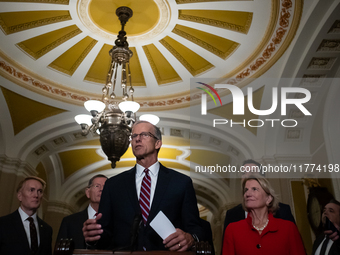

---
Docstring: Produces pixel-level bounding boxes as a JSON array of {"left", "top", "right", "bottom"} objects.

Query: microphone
[
  {"left": 130, "top": 213, "right": 142, "bottom": 251},
  {"left": 113, "top": 214, "right": 142, "bottom": 253}
]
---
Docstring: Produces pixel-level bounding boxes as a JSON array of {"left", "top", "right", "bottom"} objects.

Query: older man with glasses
[
  {"left": 83, "top": 120, "right": 203, "bottom": 252},
  {"left": 56, "top": 174, "right": 107, "bottom": 249}
]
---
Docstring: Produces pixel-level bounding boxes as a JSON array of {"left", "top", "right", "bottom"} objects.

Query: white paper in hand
[{"left": 150, "top": 211, "right": 176, "bottom": 240}]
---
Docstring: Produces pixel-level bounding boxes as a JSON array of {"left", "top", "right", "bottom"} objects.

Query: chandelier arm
[
  {"left": 122, "top": 63, "right": 127, "bottom": 99},
  {"left": 127, "top": 62, "right": 133, "bottom": 94},
  {"left": 106, "top": 59, "right": 115, "bottom": 85},
  {"left": 112, "top": 62, "right": 118, "bottom": 94},
  {"left": 122, "top": 62, "right": 127, "bottom": 87}
]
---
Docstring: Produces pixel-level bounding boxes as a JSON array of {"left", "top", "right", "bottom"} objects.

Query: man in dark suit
[
  {"left": 0, "top": 176, "right": 52, "bottom": 255},
  {"left": 312, "top": 199, "right": 340, "bottom": 255},
  {"left": 83, "top": 120, "right": 203, "bottom": 251},
  {"left": 56, "top": 174, "right": 107, "bottom": 249},
  {"left": 222, "top": 159, "right": 295, "bottom": 250}
]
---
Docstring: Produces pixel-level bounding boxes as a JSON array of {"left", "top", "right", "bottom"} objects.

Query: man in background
[
  {"left": 0, "top": 176, "right": 52, "bottom": 255},
  {"left": 312, "top": 199, "right": 340, "bottom": 255},
  {"left": 56, "top": 174, "right": 107, "bottom": 249}
]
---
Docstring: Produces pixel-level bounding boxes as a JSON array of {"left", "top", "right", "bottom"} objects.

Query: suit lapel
[
  {"left": 124, "top": 166, "right": 141, "bottom": 214},
  {"left": 312, "top": 235, "right": 326, "bottom": 255},
  {"left": 13, "top": 210, "right": 30, "bottom": 251},
  {"left": 148, "top": 164, "right": 170, "bottom": 223},
  {"left": 37, "top": 217, "right": 45, "bottom": 251}
]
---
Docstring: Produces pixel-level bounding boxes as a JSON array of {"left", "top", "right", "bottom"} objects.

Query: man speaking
[{"left": 83, "top": 121, "right": 203, "bottom": 251}]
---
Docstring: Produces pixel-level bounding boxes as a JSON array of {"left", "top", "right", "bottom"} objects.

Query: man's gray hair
[{"left": 133, "top": 120, "right": 162, "bottom": 141}]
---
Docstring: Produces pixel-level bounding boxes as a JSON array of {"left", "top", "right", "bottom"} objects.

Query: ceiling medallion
[{"left": 77, "top": 0, "right": 171, "bottom": 45}]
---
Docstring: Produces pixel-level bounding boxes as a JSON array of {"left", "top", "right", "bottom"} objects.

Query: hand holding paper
[
  {"left": 150, "top": 211, "right": 176, "bottom": 240},
  {"left": 150, "top": 211, "right": 195, "bottom": 251}
]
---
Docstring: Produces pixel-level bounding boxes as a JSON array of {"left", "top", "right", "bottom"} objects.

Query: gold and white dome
[{"left": 0, "top": 0, "right": 301, "bottom": 110}]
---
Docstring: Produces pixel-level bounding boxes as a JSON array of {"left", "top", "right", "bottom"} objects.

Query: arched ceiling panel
[
  {"left": 84, "top": 43, "right": 111, "bottom": 83},
  {"left": 160, "top": 36, "right": 214, "bottom": 76},
  {"left": 0, "top": 10, "right": 71, "bottom": 35},
  {"left": 143, "top": 44, "right": 182, "bottom": 85},
  {"left": 128, "top": 47, "right": 146, "bottom": 87},
  {"left": 0, "top": 0, "right": 69, "bottom": 3},
  {"left": 49, "top": 36, "right": 97, "bottom": 76},
  {"left": 178, "top": 10, "right": 252, "bottom": 33},
  {"left": 90, "top": 163, "right": 113, "bottom": 173},
  {"left": 172, "top": 24, "right": 240, "bottom": 59},
  {"left": 16, "top": 25, "right": 81, "bottom": 60},
  {"left": 59, "top": 148, "right": 104, "bottom": 179},
  {"left": 1, "top": 86, "right": 67, "bottom": 135}
]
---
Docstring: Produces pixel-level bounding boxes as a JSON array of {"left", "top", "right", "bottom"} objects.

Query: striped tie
[{"left": 139, "top": 169, "right": 151, "bottom": 225}]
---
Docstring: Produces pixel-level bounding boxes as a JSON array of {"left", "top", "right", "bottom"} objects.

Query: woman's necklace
[{"left": 253, "top": 218, "right": 269, "bottom": 231}]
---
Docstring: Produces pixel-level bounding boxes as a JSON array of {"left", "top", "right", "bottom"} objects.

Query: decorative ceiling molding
[
  {"left": 0, "top": 14, "right": 71, "bottom": 35},
  {"left": 0, "top": 0, "right": 302, "bottom": 112},
  {"left": 178, "top": 12, "right": 252, "bottom": 34},
  {"left": 0, "top": 55, "right": 93, "bottom": 105},
  {"left": 17, "top": 27, "right": 82, "bottom": 59},
  {"left": 0, "top": 0, "right": 69, "bottom": 3},
  {"left": 172, "top": 27, "right": 240, "bottom": 59}
]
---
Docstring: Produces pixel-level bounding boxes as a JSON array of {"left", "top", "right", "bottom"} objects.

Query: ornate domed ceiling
[{"left": 0, "top": 0, "right": 301, "bottom": 110}]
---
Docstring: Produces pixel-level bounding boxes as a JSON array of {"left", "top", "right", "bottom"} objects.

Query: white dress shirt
[
  {"left": 314, "top": 237, "right": 333, "bottom": 255},
  {"left": 87, "top": 204, "right": 97, "bottom": 219},
  {"left": 18, "top": 207, "right": 40, "bottom": 247},
  {"left": 135, "top": 161, "right": 160, "bottom": 206}
]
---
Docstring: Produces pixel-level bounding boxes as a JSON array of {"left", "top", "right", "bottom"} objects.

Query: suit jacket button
[{"left": 256, "top": 244, "right": 261, "bottom": 249}]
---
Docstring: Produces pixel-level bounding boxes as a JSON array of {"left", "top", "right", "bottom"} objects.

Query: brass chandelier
[{"left": 75, "top": 6, "right": 159, "bottom": 168}]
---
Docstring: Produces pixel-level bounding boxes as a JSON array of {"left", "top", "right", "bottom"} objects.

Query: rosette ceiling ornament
[{"left": 75, "top": 6, "right": 157, "bottom": 168}]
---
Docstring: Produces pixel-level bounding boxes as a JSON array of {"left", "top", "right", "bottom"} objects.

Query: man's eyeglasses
[
  {"left": 89, "top": 184, "right": 104, "bottom": 189},
  {"left": 129, "top": 132, "right": 158, "bottom": 141}
]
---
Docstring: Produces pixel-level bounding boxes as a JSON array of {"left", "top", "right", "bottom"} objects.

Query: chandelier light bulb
[
  {"left": 139, "top": 114, "right": 160, "bottom": 125},
  {"left": 119, "top": 101, "right": 140, "bottom": 113},
  {"left": 74, "top": 114, "right": 92, "bottom": 126},
  {"left": 84, "top": 100, "right": 106, "bottom": 113}
]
